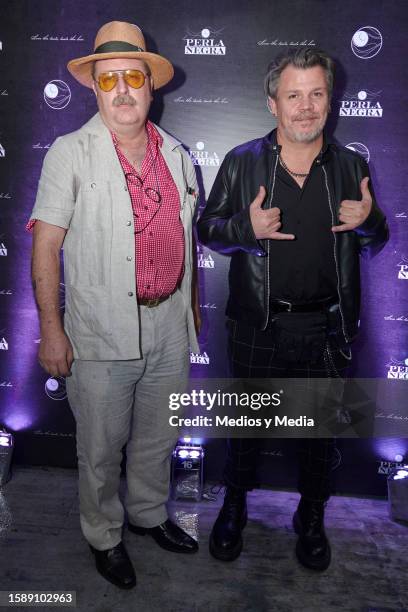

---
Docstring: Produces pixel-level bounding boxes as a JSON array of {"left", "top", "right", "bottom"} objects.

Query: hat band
[{"left": 94, "top": 41, "right": 145, "bottom": 54}]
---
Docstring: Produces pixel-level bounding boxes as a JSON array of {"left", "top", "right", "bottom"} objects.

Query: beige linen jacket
[{"left": 30, "top": 112, "right": 199, "bottom": 359}]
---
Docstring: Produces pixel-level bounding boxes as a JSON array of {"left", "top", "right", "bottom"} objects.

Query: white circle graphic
[
  {"left": 43, "top": 80, "right": 71, "bottom": 110},
  {"left": 201, "top": 28, "right": 210, "bottom": 38},
  {"left": 351, "top": 26, "right": 382, "bottom": 59},
  {"left": 45, "top": 376, "right": 67, "bottom": 400},
  {"left": 395, "top": 454, "right": 404, "bottom": 463},
  {"left": 196, "top": 141, "right": 205, "bottom": 150},
  {"left": 331, "top": 447, "right": 342, "bottom": 470},
  {"left": 46, "top": 378, "right": 58, "bottom": 392},
  {"left": 352, "top": 30, "right": 369, "bottom": 47},
  {"left": 357, "top": 90, "right": 367, "bottom": 100},
  {"left": 44, "top": 83, "right": 58, "bottom": 99},
  {"left": 345, "top": 142, "right": 370, "bottom": 163}
]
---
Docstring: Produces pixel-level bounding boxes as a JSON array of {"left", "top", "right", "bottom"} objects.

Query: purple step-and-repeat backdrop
[{"left": 0, "top": 0, "right": 407, "bottom": 495}]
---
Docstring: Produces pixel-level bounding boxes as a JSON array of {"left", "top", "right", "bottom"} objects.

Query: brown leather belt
[
  {"left": 138, "top": 294, "right": 172, "bottom": 308},
  {"left": 270, "top": 296, "right": 337, "bottom": 314}
]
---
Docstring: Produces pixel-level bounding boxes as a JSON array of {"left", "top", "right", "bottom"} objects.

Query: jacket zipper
[
  {"left": 322, "top": 165, "right": 349, "bottom": 343},
  {"left": 262, "top": 149, "right": 280, "bottom": 331}
]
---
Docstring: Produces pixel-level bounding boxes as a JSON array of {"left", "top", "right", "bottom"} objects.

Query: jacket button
[
  {"left": 128, "top": 291, "right": 134, "bottom": 297},
  {"left": 124, "top": 186, "right": 128, "bottom": 191},
  {"left": 126, "top": 256, "right": 132, "bottom": 261},
  {"left": 126, "top": 221, "right": 132, "bottom": 226},
  {"left": 91, "top": 182, "right": 96, "bottom": 189}
]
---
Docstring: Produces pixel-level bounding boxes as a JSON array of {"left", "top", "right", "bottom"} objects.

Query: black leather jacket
[{"left": 197, "top": 129, "right": 389, "bottom": 343}]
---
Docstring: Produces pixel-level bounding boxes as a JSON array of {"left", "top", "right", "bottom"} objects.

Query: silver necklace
[{"left": 279, "top": 155, "right": 309, "bottom": 178}]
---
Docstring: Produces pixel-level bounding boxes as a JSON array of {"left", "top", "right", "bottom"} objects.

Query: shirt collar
[
  {"left": 265, "top": 128, "right": 331, "bottom": 161},
  {"left": 111, "top": 120, "right": 163, "bottom": 150}
]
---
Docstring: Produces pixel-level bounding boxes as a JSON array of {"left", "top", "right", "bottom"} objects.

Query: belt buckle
[{"left": 147, "top": 297, "right": 161, "bottom": 308}]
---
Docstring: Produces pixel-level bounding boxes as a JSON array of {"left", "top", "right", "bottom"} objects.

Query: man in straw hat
[{"left": 29, "top": 21, "right": 200, "bottom": 589}]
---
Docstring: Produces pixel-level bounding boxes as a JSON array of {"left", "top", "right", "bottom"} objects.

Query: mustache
[
  {"left": 112, "top": 94, "right": 136, "bottom": 107},
  {"left": 294, "top": 114, "right": 319, "bottom": 121}
]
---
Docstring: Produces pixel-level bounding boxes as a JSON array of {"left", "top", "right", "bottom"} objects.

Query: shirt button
[
  {"left": 149, "top": 259, "right": 153, "bottom": 265},
  {"left": 126, "top": 221, "right": 132, "bottom": 226},
  {"left": 146, "top": 284, "right": 150, "bottom": 289},
  {"left": 128, "top": 291, "right": 134, "bottom": 297},
  {"left": 91, "top": 182, "right": 96, "bottom": 189},
  {"left": 149, "top": 232, "right": 153, "bottom": 237},
  {"left": 127, "top": 256, "right": 133, "bottom": 261},
  {"left": 144, "top": 206, "right": 148, "bottom": 210}
]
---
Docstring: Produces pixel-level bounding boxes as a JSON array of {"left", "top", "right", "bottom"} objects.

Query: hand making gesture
[
  {"left": 332, "top": 176, "right": 372, "bottom": 233},
  {"left": 249, "top": 186, "right": 295, "bottom": 240}
]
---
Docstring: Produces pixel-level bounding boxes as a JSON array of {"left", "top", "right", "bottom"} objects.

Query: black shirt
[{"left": 268, "top": 148, "right": 337, "bottom": 303}]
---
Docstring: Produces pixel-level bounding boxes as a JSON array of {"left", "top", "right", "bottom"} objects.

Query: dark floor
[{"left": 0, "top": 466, "right": 407, "bottom": 612}]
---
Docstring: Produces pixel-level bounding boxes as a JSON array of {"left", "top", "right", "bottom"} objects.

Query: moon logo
[
  {"left": 346, "top": 142, "right": 370, "bottom": 163},
  {"left": 43, "top": 80, "right": 71, "bottom": 110},
  {"left": 196, "top": 141, "right": 205, "bottom": 151},
  {"left": 201, "top": 29, "right": 211, "bottom": 38},
  {"left": 351, "top": 26, "right": 382, "bottom": 59},
  {"left": 357, "top": 90, "right": 367, "bottom": 101},
  {"left": 45, "top": 376, "right": 68, "bottom": 400},
  {"left": 331, "top": 447, "right": 342, "bottom": 471}
]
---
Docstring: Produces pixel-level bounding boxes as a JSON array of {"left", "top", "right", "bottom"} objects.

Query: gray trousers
[{"left": 66, "top": 290, "right": 190, "bottom": 550}]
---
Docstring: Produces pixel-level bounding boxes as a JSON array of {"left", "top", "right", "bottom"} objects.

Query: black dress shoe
[
  {"left": 90, "top": 542, "right": 136, "bottom": 589},
  {"left": 128, "top": 519, "right": 198, "bottom": 553},
  {"left": 293, "top": 498, "right": 331, "bottom": 571},
  {"left": 209, "top": 487, "right": 247, "bottom": 561}
]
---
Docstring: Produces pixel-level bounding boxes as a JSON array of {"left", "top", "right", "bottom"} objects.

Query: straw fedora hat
[{"left": 67, "top": 21, "right": 174, "bottom": 89}]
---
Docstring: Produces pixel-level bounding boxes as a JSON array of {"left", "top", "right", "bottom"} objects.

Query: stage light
[
  {"left": 0, "top": 426, "right": 14, "bottom": 486},
  {"left": 388, "top": 465, "right": 408, "bottom": 522},
  {"left": 171, "top": 442, "right": 204, "bottom": 501}
]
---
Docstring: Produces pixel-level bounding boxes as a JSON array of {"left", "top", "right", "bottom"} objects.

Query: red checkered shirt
[{"left": 112, "top": 121, "right": 184, "bottom": 300}]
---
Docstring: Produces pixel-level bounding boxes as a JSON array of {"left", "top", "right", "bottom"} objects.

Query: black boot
[
  {"left": 293, "top": 498, "right": 331, "bottom": 571},
  {"left": 209, "top": 487, "right": 247, "bottom": 561}
]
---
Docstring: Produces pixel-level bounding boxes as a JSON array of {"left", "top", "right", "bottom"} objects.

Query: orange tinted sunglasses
[{"left": 95, "top": 69, "right": 148, "bottom": 92}]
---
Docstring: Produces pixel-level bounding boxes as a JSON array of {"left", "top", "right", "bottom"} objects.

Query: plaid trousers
[{"left": 224, "top": 311, "right": 352, "bottom": 502}]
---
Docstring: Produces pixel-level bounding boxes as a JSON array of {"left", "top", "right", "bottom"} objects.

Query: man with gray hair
[
  {"left": 198, "top": 48, "right": 388, "bottom": 570},
  {"left": 29, "top": 21, "right": 200, "bottom": 589}
]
